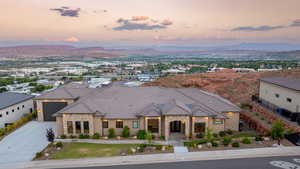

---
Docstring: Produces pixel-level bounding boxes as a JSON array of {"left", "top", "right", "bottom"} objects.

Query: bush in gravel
[
  {"left": 35, "top": 152, "right": 44, "bottom": 158},
  {"left": 222, "top": 137, "right": 232, "bottom": 146},
  {"left": 137, "top": 130, "right": 147, "bottom": 140},
  {"left": 55, "top": 142, "right": 63, "bottom": 148},
  {"left": 242, "top": 137, "right": 251, "bottom": 144},
  {"left": 184, "top": 140, "right": 207, "bottom": 147},
  {"left": 211, "top": 141, "right": 219, "bottom": 147},
  {"left": 213, "top": 133, "right": 218, "bottom": 138},
  {"left": 92, "top": 133, "right": 100, "bottom": 139},
  {"left": 69, "top": 135, "right": 77, "bottom": 139},
  {"left": 159, "top": 136, "right": 165, "bottom": 140},
  {"left": 255, "top": 135, "right": 263, "bottom": 141},
  {"left": 196, "top": 132, "right": 205, "bottom": 139},
  {"left": 79, "top": 134, "right": 90, "bottom": 139},
  {"left": 46, "top": 128, "right": 55, "bottom": 142},
  {"left": 226, "top": 129, "right": 233, "bottom": 135},
  {"left": 108, "top": 128, "right": 116, "bottom": 138},
  {"left": 219, "top": 131, "right": 226, "bottom": 137},
  {"left": 122, "top": 126, "right": 130, "bottom": 138},
  {"left": 232, "top": 142, "right": 240, "bottom": 147},
  {"left": 0, "top": 128, "right": 5, "bottom": 137},
  {"left": 60, "top": 135, "right": 67, "bottom": 139}
]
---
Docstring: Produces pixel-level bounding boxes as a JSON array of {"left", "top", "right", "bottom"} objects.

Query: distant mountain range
[{"left": 0, "top": 43, "right": 299, "bottom": 60}]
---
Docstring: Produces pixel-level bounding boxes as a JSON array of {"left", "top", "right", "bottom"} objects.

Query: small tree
[
  {"left": 108, "top": 128, "right": 116, "bottom": 138},
  {"left": 205, "top": 128, "right": 214, "bottom": 142},
  {"left": 46, "top": 128, "right": 55, "bottom": 142},
  {"left": 122, "top": 126, "right": 130, "bottom": 138},
  {"left": 146, "top": 132, "right": 153, "bottom": 144},
  {"left": 271, "top": 121, "right": 285, "bottom": 145}
]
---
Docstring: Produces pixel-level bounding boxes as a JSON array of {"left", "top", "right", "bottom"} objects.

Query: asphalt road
[{"left": 58, "top": 156, "right": 300, "bottom": 169}]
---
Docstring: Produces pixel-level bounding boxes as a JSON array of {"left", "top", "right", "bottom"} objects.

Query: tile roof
[
  {"left": 53, "top": 85, "right": 240, "bottom": 119},
  {"left": 260, "top": 77, "right": 300, "bottom": 91},
  {"left": 0, "top": 92, "right": 34, "bottom": 109}
]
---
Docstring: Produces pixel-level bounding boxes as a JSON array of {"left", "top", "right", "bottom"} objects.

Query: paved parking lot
[{"left": 0, "top": 121, "right": 56, "bottom": 165}]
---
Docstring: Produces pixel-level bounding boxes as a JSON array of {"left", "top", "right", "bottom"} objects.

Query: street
[{"left": 59, "top": 156, "right": 300, "bottom": 169}]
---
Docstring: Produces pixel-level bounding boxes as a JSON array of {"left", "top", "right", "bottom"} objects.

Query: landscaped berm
[{"left": 35, "top": 142, "right": 173, "bottom": 160}]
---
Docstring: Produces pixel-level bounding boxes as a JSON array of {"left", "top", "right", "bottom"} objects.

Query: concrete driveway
[{"left": 0, "top": 121, "right": 56, "bottom": 165}]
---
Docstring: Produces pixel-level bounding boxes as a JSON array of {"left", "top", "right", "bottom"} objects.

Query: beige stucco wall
[
  {"left": 259, "top": 81, "right": 300, "bottom": 112},
  {"left": 56, "top": 116, "right": 63, "bottom": 136},
  {"left": 224, "top": 112, "right": 240, "bottom": 131},
  {"left": 207, "top": 118, "right": 225, "bottom": 133},
  {"left": 62, "top": 114, "right": 94, "bottom": 136},
  {"left": 35, "top": 99, "right": 74, "bottom": 121},
  {"left": 102, "top": 118, "right": 145, "bottom": 136}
]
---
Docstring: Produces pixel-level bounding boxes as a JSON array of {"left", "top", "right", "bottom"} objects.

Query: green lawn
[{"left": 51, "top": 143, "right": 137, "bottom": 160}]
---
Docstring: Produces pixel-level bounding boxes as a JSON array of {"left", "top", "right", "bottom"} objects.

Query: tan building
[
  {"left": 35, "top": 83, "right": 240, "bottom": 140},
  {"left": 259, "top": 77, "right": 300, "bottom": 113}
]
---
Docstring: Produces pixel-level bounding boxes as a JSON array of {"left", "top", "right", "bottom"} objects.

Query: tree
[
  {"left": 46, "top": 128, "right": 55, "bottom": 143},
  {"left": 146, "top": 132, "right": 153, "bottom": 144},
  {"left": 271, "top": 121, "right": 285, "bottom": 145},
  {"left": 205, "top": 128, "right": 214, "bottom": 142},
  {"left": 122, "top": 126, "right": 130, "bottom": 138}
]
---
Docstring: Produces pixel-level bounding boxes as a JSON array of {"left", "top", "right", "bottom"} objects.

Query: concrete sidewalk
[{"left": 3, "top": 146, "right": 300, "bottom": 169}]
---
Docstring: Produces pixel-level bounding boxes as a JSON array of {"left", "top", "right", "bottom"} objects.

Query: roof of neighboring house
[
  {"left": 260, "top": 77, "right": 300, "bottom": 92},
  {"left": 0, "top": 92, "right": 34, "bottom": 110},
  {"left": 35, "top": 83, "right": 95, "bottom": 100},
  {"left": 54, "top": 85, "right": 240, "bottom": 119}
]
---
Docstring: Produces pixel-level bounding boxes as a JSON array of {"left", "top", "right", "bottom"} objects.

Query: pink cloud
[
  {"left": 132, "top": 16, "right": 149, "bottom": 21},
  {"left": 161, "top": 19, "right": 173, "bottom": 26},
  {"left": 64, "top": 37, "right": 80, "bottom": 42}
]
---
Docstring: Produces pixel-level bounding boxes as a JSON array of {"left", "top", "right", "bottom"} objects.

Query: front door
[{"left": 170, "top": 121, "right": 181, "bottom": 133}]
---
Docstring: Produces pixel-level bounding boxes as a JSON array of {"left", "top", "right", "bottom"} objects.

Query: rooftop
[
  {"left": 0, "top": 92, "right": 34, "bottom": 110},
  {"left": 260, "top": 77, "right": 300, "bottom": 92}
]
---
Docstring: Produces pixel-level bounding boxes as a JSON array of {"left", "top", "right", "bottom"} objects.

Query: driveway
[{"left": 0, "top": 121, "right": 56, "bottom": 165}]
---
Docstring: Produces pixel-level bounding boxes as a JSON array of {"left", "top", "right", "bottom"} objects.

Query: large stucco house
[{"left": 35, "top": 83, "right": 240, "bottom": 140}]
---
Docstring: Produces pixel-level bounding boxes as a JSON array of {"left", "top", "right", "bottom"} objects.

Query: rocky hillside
[{"left": 143, "top": 69, "right": 300, "bottom": 106}]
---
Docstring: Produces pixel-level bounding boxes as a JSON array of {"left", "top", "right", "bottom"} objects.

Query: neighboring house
[
  {"left": 259, "top": 77, "right": 300, "bottom": 113},
  {"left": 35, "top": 83, "right": 240, "bottom": 140},
  {"left": 0, "top": 92, "right": 34, "bottom": 128}
]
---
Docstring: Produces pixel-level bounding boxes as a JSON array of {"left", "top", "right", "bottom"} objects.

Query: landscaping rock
[
  {"left": 57, "top": 147, "right": 61, "bottom": 150},
  {"left": 206, "top": 142, "right": 212, "bottom": 148},
  {"left": 263, "top": 137, "right": 270, "bottom": 141},
  {"left": 162, "top": 146, "right": 166, "bottom": 151},
  {"left": 197, "top": 144, "right": 203, "bottom": 149},
  {"left": 45, "top": 153, "right": 49, "bottom": 157},
  {"left": 131, "top": 148, "right": 136, "bottom": 153},
  {"left": 132, "top": 136, "right": 137, "bottom": 139}
]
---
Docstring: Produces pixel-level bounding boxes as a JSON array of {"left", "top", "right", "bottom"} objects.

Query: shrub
[
  {"left": 137, "top": 130, "right": 147, "bottom": 140},
  {"left": 69, "top": 135, "right": 77, "bottom": 139},
  {"left": 154, "top": 144, "right": 163, "bottom": 150},
  {"left": 0, "top": 128, "right": 5, "bottom": 137},
  {"left": 122, "top": 126, "right": 130, "bottom": 138},
  {"left": 159, "top": 136, "right": 165, "bottom": 140},
  {"left": 196, "top": 132, "right": 204, "bottom": 139},
  {"left": 35, "top": 152, "right": 44, "bottom": 158},
  {"left": 255, "top": 135, "right": 263, "bottom": 141},
  {"left": 211, "top": 141, "right": 219, "bottom": 147},
  {"left": 183, "top": 140, "right": 207, "bottom": 147},
  {"left": 55, "top": 142, "right": 63, "bottom": 148},
  {"left": 242, "top": 137, "right": 251, "bottom": 144},
  {"left": 60, "top": 135, "right": 67, "bottom": 139},
  {"left": 108, "top": 128, "right": 116, "bottom": 138},
  {"left": 213, "top": 133, "right": 218, "bottom": 138},
  {"left": 79, "top": 134, "right": 90, "bottom": 139},
  {"left": 146, "top": 132, "right": 153, "bottom": 144},
  {"left": 219, "top": 131, "right": 226, "bottom": 137},
  {"left": 232, "top": 142, "right": 240, "bottom": 147},
  {"left": 92, "top": 133, "right": 100, "bottom": 139},
  {"left": 226, "top": 129, "right": 233, "bottom": 135},
  {"left": 222, "top": 137, "right": 232, "bottom": 146},
  {"left": 46, "top": 128, "right": 55, "bottom": 142}
]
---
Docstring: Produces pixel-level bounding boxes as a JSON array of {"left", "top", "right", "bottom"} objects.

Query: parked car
[
  {"left": 290, "top": 113, "right": 300, "bottom": 122},
  {"left": 285, "top": 133, "right": 300, "bottom": 146}
]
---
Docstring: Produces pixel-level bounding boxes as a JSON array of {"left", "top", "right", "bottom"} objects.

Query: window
[
  {"left": 194, "top": 122, "right": 205, "bottom": 133},
  {"left": 0, "top": 114, "right": 2, "bottom": 118},
  {"left": 148, "top": 119, "right": 159, "bottom": 133},
  {"left": 116, "top": 120, "right": 123, "bottom": 128},
  {"left": 22, "top": 105, "right": 25, "bottom": 108},
  {"left": 275, "top": 94, "right": 280, "bottom": 98},
  {"left": 17, "top": 107, "right": 20, "bottom": 110},
  {"left": 287, "top": 98, "right": 292, "bottom": 103},
  {"left": 67, "top": 121, "right": 73, "bottom": 134},
  {"left": 102, "top": 121, "right": 108, "bottom": 128},
  {"left": 213, "top": 119, "right": 223, "bottom": 125},
  {"left": 83, "top": 121, "right": 89, "bottom": 134},
  {"left": 6, "top": 111, "right": 8, "bottom": 115},
  {"left": 132, "top": 120, "right": 139, "bottom": 128},
  {"left": 75, "top": 121, "right": 81, "bottom": 134},
  {"left": 11, "top": 109, "right": 14, "bottom": 113}
]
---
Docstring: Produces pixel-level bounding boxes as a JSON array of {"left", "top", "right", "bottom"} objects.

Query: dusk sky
[{"left": 1, "top": 0, "right": 300, "bottom": 46}]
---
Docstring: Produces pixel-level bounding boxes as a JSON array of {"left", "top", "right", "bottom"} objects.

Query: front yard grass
[{"left": 51, "top": 143, "right": 137, "bottom": 160}]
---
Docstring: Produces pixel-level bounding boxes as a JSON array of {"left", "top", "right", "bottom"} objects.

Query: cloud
[
  {"left": 113, "top": 17, "right": 173, "bottom": 31},
  {"left": 161, "top": 19, "right": 173, "bottom": 26},
  {"left": 50, "top": 7, "right": 81, "bottom": 17},
  {"left": 132, "top": 16, "right": 149, "bottom": 21},
  {"left": 290, "top": 19, "right": 300, "bottom": 27},
  {"left": 64, "top": 37, "right": 80, "bottom": 42},
  {"left": 231, "top": 25, "right": 285, "bottom": 32}
]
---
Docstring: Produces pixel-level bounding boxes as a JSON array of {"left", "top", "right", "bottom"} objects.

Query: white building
[
  {"left": 0, "top": 92, "right": 34, "bottom": 128},
  {"left": 259, "top": 77, "right": 300, "bottom": 113},
  {"left": 88, "top": 78, "right": 111, "bottom": 88}
]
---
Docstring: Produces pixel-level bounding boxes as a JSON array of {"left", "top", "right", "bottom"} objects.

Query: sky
[{"left": 1, "top": 0, "right": 300, "bottom": 47}]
